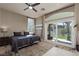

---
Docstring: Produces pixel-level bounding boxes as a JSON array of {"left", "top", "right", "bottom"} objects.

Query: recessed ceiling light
[{"left": 41, "top": 8, "right": 45, "bottom": 11}]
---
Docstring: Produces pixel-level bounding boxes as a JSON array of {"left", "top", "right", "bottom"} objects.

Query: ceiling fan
[{"left": 24, "top": 3, "right": 40, "bottom": 12}]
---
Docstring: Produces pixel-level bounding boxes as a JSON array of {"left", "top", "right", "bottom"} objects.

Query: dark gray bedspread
[{"left": 11, "top": 35, "right": 40, "bottom": 53}]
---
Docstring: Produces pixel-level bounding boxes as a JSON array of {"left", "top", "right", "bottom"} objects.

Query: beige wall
[
  {"left": 0, "top": 9, "right": 27, "bottom": 37},
  {"left": 45, "top": 6, "right": 74, "bottom": 19},
  {"left": 35, "top": 17, "right": 43, "bottom": 25},
  {"left": 75, "top": 4, "right": 79, "bottom": 30},
  {"left": 75, "top": 4, "right": 79, "bottom": 45}
]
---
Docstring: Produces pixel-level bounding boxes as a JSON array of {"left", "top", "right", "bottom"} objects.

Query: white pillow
[{"left": 29, "top": 32, "right": 34, "bottom": 35}]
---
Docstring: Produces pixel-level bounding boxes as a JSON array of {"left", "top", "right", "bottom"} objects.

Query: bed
[{"left": 11, "top": 35, "right": 41, "bottom": 53}]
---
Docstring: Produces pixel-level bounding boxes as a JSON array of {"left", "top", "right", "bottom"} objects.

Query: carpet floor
[
  {"left": 17, "top": 41, "right": 53, "bottom": 56},
  {"left": 0, "top": 40, "right": 79, "bottom": 56},
  {"left": 43, "top": 47, "right": 79, "bottom": 56}
]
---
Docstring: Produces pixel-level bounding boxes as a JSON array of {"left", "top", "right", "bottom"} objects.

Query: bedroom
[{"left": 0, "top": 3, "right": 79, "bottom": 56}]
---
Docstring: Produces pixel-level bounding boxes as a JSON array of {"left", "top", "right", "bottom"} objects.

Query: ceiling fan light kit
[
  {"left": 24, "top": 3, "right": 40, "bottom": 12},
  {"left": 29, "top": 6, "right": 33, "bottom": 9}
]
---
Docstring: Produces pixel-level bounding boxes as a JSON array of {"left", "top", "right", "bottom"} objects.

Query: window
[
  {"left": 27, "top": 18, "right": 35, "bottom": 32},
  {"left": 57, "top": 21, "right": 72, "bottom": 42}
]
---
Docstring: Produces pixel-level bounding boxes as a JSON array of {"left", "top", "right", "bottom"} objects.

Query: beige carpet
[
  {"left": 16, "top": 40, "right": 79, "bottom": 56},
  {"left": 43, "top": 47, "right": 79, "bottom": 56},
  {"left": 0, "top": 40, "right": 79, "bottom": 56},
  {"left": 0, "top": 41, "right": 54, "bottom": 56},
  {"left": 17, "top": 41, "right": 53, "bottom": 56}
]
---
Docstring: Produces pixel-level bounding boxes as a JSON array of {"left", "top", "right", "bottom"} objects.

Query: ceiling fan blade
[
  {"left": 24, "top": 7, "right": 29, "bottom": 11},
  {"left": 25, "top": 3, "right": 30, "bottom": 6},
  {"left": 31, "top": 3, "right": 40, "bottom": 7},
  {"left": 32, "top": 8, "right": 37, "bottom": 12}
]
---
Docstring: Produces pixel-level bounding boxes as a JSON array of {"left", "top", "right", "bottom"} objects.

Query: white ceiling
[{"left": 0, "top": 3, "right": 72, "bottom": 18}]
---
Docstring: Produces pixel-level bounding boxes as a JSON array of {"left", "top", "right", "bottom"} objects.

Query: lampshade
[{"left": 0, "top": 26, "right": 8, "bottom": 32}]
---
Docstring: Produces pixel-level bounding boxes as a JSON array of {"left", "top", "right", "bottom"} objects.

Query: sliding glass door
[
  {"left": 46, "top": 17, "right": 76, "bottom": 48},
  {"left": 47, "top": 21, "right": 72, "bottom": 43},
  {"left": 57, "top": 21, "right": 72, "bottom": 44}
]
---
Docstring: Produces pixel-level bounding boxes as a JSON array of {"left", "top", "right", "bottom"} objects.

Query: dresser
[{"left": 0, "top": 37, "right": 11, "bottom": 46}]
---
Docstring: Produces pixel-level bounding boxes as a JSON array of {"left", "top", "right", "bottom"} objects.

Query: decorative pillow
[
  {"left": 24, "top": 32, "right": 29, "bottom": 36},
  {"left": 13, "top": 32, "right": 22, "bottom": 36},
  {"left": 29, "top": 32, "right": 35, "bottom": 35}
]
